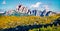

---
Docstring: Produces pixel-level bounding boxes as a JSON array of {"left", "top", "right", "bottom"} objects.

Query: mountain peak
[
  {"left": 0, "top": 4, "right": 58, "bottom": 16},
  {"left": 16, "top": 5, "right": 28, "bottom": 13}
]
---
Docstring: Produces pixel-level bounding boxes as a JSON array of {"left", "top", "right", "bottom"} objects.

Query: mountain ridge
[{"left": 0, "top": 5, "right": 58, "bottom": 16}]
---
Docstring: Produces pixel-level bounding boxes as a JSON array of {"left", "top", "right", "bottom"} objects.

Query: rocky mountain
[{"left": 0, "top": 5, "right": 57, "bottom": 16}]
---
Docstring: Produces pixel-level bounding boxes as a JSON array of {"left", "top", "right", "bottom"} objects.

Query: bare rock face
[
  {"left": 16, "top": 5, "right": 28, "bottom": 13},
  {"left": 5, "top": 9, "right": 15, "bottom": 15},
  {"left": 48, "top": 12, "right": 56, "bottom": 16},
  {"left": 3, "top": 4, "right": 57, "bottom": 16},
  {"left": 5, "top": 5, "right": 29, "bottom": 15}
]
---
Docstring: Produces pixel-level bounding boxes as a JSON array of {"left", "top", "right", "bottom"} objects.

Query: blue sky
[{"left": 0, "top": 0, "right": 60, "bottom": 12}]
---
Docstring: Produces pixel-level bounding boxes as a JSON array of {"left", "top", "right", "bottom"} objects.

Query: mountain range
[{"left": 0, "top": 5, "right": 57, "bottom": 16}]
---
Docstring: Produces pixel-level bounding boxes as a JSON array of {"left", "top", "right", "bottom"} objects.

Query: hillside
[{"left": 0, "top": 14, "right": 60, "bottom": 29}]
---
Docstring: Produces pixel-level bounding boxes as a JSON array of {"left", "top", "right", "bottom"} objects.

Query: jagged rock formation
[
  {"left": 16, "top": 5, "right": 28, "bottom": 13},
  {"left": 0, "top": 5, "right": 57, "bottom": 16}
]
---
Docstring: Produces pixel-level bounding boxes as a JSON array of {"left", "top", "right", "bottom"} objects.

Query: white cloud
[
  {"left": 30, "top": 2, "right": 42, "bottom": 8},
  {"left": 44, "top": 5, "right": 49, "bottom": 10},
  {"left": 43, "top": 5, "right": 50, "bottom": 11},
  {"left": 30, "top": 2, "right": 52, "bottom": 11},
  {"left": 2, "top": 0, "right": 6, "bottom": 4}
]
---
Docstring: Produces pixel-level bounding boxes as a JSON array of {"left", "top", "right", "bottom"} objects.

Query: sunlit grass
[{"left": 0, "top": 14, "right": 60, "bottom": 29}]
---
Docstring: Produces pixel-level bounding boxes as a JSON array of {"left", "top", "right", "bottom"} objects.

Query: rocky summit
[{"left": 0, "top": 5, "right": 57, "bottom": 16}]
